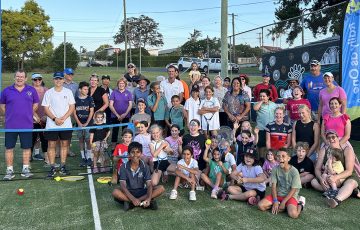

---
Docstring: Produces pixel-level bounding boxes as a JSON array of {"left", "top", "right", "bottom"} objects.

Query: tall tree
[
  {"left": 1, "top": 0, "right": 53, "bottom": 69},
  {"left": 113, "top": 15, "right": 163, "bottom": 48},
  {"left": 52, "top": 42, "right": 79, "bottom": 71},
  {"left": 271, "top": 0, "right": 347, "bottom": 45},
  {"left": 180, "top": 37, "right": 221, "bottom": 57},
  {"left": 94, "top": 44, "right": 112, "bottom": 60},
  {"left": 189, "top": 29, "right": 202, "bottom": 41}
]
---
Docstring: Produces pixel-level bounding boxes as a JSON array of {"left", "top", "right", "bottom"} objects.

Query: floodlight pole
[
  {"left": 220, "top": 0, "right": 228, "bottom": 79},
  {"left": 63, "top": 32, "right": 66, "bottom": 69},
  {"left": 123, "top": 0, "right": 128, "bottom": 68}
]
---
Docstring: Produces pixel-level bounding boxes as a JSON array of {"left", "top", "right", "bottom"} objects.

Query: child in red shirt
[
  {"left": 111, "top": 129, "right": 133, "bottom": 184},
  {"left": 286, "top": 86, "right": 311, "bottom": 124}
]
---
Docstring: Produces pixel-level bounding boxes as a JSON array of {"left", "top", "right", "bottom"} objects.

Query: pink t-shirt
[
  {"left": 286, "top": 98, "right": 311, "bottom": 121},
  {"left": 323, "top": 113, "right": 350, "bottom": 138},
  {"left": 319, "top": 86, "right": 346, "bottom": 117},
  {"left": 262, "top": 160, "right": 279, "bottom": 176}
]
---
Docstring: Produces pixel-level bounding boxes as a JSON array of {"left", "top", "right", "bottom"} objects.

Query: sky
[{"left": 1, "top": 0, "right": 278, "bottom": 52}]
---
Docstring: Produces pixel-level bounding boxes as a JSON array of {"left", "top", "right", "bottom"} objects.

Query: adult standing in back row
[
  {"left": 300, "top": 59, "right": 336, "bottom": 121},
  {"left": 0, "top": 70, "right": 39, "bottom": 180},
  {"left": 160, "top": 65, "right": 184, "bottom": 108},
  {"left": 253, "top": 74, "right": 278, "bottom": 102}
]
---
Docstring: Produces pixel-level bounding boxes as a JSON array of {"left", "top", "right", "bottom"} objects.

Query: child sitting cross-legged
[
  {"left": 258, "top": 148, "right": 306, "bottom": 219},
  {"left": 169, "top": 146, "right": 200, "bottom": 201},
  {"left": 201, "top": 142, "right": 230, "bottom": 199},
  {"left": 218, "top": 148, "right": 266, "bottom": 205}
]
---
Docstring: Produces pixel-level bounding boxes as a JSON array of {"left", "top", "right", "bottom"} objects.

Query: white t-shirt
[
  {"left": 235, "top": 164, "right": 266, "bottom": 192},
  {"left": 177, "top": 158, "right": 198, "bottom": 177},
  {"left": 283, "top": 88, "right": 293, "bottom": 99},
  {"left": 199, "top": 97, "right": 220, "bottom": 131},
  {"left": 243, "top": 85, "right": 252, "bottom": 99},
  {"left": 134, "top": 133, "right": 152, "bottom": 157},
  {"left": 160, "top": 79, "right": 184, "bottom": 108},
  {"left": 42, "top": 87, "right": 75, "bottom": 129},
  {"left": 184, "top": 97, "right": 201, "bottom": 125},
  {"left": 225, "top": 152, "right": 236, "bottom": 169},
  {"left": 150, "top": 140, "right": 168, "bottom": 161}
]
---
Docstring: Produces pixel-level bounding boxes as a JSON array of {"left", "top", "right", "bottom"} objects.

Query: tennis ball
[
  {"left": 17, "top": 188, "right": 24, "bottom": 195},
  {"left": 54, "top": 176, "right": 61, "bottom": 182},
  {"left": 206, "top": 139, "right": 212, "bottom": 145},
  {"left": 136, "top": 123, "right": 141, "bottom": 128},
  {"left": 92, "top": 143, "right": 96, "bottom": 147}
]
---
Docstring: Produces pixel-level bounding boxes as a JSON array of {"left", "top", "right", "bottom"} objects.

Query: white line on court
[{"left": 87, "top": 166, "right": 102, "bottom": 230}]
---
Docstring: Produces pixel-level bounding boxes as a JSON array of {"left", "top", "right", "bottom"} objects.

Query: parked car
[
  {"left": 200, "top": 58, "right": 239, "bottom": 73},
  {"left": 177, "top": 57, "right": 193, "bottom": 71}
]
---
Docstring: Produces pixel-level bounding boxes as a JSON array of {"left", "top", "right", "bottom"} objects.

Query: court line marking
[{"left": 87, "top": 166, "right": 102, "bottom": 230}]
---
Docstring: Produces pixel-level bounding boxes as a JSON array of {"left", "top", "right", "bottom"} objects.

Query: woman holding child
[{"left": 311, "top": 130, "right": 360, "bottom": 208}]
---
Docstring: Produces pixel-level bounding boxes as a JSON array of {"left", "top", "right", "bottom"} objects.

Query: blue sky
[{"left": 2, "top": 0, "right": 277, "bottom": 52}]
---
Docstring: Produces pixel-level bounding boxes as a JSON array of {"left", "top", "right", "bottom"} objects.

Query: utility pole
[
  {"left": 228, "top": 13, "right": 237, "bottom": 64},
  {"left": 257, "top": 32, "right": 262, "bottom": 47},
  {"left": 206, "top": 35, "right": 210, "bottom": 75},
  {"left": 63, "top": 32, "right": 66, "bottom": 69},
  {"left": 220, "top": 0, "right": 228, "bottom": 79},
  {"left": 139, "top": 32, "right": 142, "bottom": 73},
  {"left": 123, "top": 0, "right": 128, "bottom": 68}
]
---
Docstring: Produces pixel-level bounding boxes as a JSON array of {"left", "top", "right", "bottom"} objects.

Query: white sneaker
[
  {"left": 169, "top": 189, "right": 178, "bottom": 200},
  {"left": 189, "top": 191, "right": 196, "bottom": 201},
  {"left": 298, "top": 196, "right": 306, "bottom": 210},
  {"left": 211, "top": 188, "right": 218, "bottom": 199}
]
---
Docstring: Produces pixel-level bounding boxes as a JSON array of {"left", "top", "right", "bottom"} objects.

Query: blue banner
[{"left": 342, "top": 0, "right": 360, "bottom": 120}]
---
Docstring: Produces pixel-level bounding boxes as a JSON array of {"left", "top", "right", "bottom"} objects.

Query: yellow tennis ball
[
  {"left": 18, "top": 188, "right": 24, "bottom": 192},
  {"left": 92, "top": 143, "right": 96, "bottom": 147},
  {"left": 54, "top": 176, "right": 61, "bottom": 182},
  {"left": 206, "top": 139, "right": 212, "bottom": 145},
  {"left": 136, "top": 123, "right": 141, "bottom": 128}
]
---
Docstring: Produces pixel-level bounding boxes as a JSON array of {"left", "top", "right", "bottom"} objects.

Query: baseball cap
[
  {"left": 168, "top": 64, "right": 178, "bottom": 70},
  {"left": 262, "top": 74, "right": 270, "bottom": 78},
  {"left": 91, "top": 73, "right": 98, "bottom": 77},
  {"left": 31, "top": 73, "right": 42, "bottom": 79},
  {"left": 156, "top": 76, "right": 166, "bottom": 82},
  {"left": 127, "top": 63, "right": 136, "bottom": 68},
  {"left": 310, "top": 59, "right": 320, "bottom": 66},
  {"left": 191, "top": 84, "right": 200, "bottom": 92},
  {"left": 137, "top": 98, "right": 146, "bottom": 104},
  {"left": 323, "top": 72, "right": 334, "bottom": 78},
  {"left": 325, "top": 129, "right": 338, "bottom": 136},
  {"left": 53, "top": 72, "right": 64, "bottom": 79},
  {"left": 101, "top": 75, "right": 111, "bottom": 80},
  {"left": 136, "top": 75, "right": 150, "bottom": 85},
  {"left": 224, "top": 77, "right": 231, "bottom": 82},
  {"left": 64, "top": 68, "right": 74, "bottom": 75}
]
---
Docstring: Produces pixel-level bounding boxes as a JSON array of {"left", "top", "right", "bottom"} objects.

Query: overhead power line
[{"left": 127, "top": 0, "right": 273, "bottom": 14}]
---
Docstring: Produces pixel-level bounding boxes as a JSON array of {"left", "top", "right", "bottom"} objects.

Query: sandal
[{"left": 326, "top": 197, "right": 341, "bottom": 208}]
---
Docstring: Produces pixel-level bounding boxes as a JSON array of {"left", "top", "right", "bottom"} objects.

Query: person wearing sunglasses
[
  {"left": 31, "top": 73, "right": 48, "bottom": 163},
  {"left": 311, "top": 130, "right": 360, "bottom": 208},
  {"left": 283, "top": 78, "right": 299, "bottom": 103},
  {"left": 124, "top": 63, "right": 140, "bottom": 115},
  {"left": 239, "top": 74, "right": 252, "bottom": 100}
]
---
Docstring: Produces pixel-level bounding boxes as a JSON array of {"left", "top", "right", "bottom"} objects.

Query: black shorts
[
  {"left": 5, "top": 132, "right": 32, "bottom": 149},
  {"left": 44, "top": 130, "right": 73, "bottom": 141},
  {"left": 153, "top": 160, "right": 170, "bottom": 172},
  {"left": 257, "top": 130, "right": 266, "bottom": 148},
  {"left": 240, "top": 185, "right": 266, "bottom": 199},
  {"left": 128, "top": 188, "right": 148, "bottom": 198}
]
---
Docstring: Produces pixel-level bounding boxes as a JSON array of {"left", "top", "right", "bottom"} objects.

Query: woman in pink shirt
[
  {"left": 321, "top": 97, "right": 351, "bottom": 147},
  {"left": 318, "top": 72, "right": 346, "bottom": 121}
]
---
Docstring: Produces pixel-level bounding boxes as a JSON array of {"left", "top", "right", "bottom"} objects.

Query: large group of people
[{"left": 1, "top": 59, "right": 359, "bottom": 215}]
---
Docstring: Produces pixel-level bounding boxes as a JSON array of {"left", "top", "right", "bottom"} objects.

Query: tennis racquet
[
  {"left": 54, "top": 176, "right": 85, "bottom": 182},
  {"left": 96, "top": 176, "right": 112, "bottom": 184},
  {"left": 200, "top": 99, "right": 216, "bottom": 135}
]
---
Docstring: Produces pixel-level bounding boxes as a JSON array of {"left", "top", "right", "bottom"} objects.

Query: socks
[
  {"left": 86, "top": 150, "right": 92, "bottom": 160},
  {"left": 23, "top": 165, "right": 29, "bottom": 170},
  {"left": 81, "top": 150, "right": 85, "bottom": 159},
  {"left": 34, "top": 148, "right": 40, "bottom": 155},
  {"left": 7, "top": 166, "right": 14, "bottom": 171}
]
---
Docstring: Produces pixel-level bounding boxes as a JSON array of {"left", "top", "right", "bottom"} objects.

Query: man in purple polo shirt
[{"left": 0, "top": 70, "right": 39, "bottom": 180}]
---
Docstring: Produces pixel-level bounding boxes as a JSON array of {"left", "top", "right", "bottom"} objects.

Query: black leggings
[
  {"left": 111, "top": 117, "right": 130, "bottom": 143},
  {"left": 32, "top": 123, "right": 48, "bottom": 153}
]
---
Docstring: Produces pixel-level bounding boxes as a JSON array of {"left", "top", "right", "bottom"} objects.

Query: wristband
[
  {"left": 52, "top": 117, "right": 56, "bottom": 122},
  {"left": 273, "top": 198, "right": 279, "bottom": 203}
]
